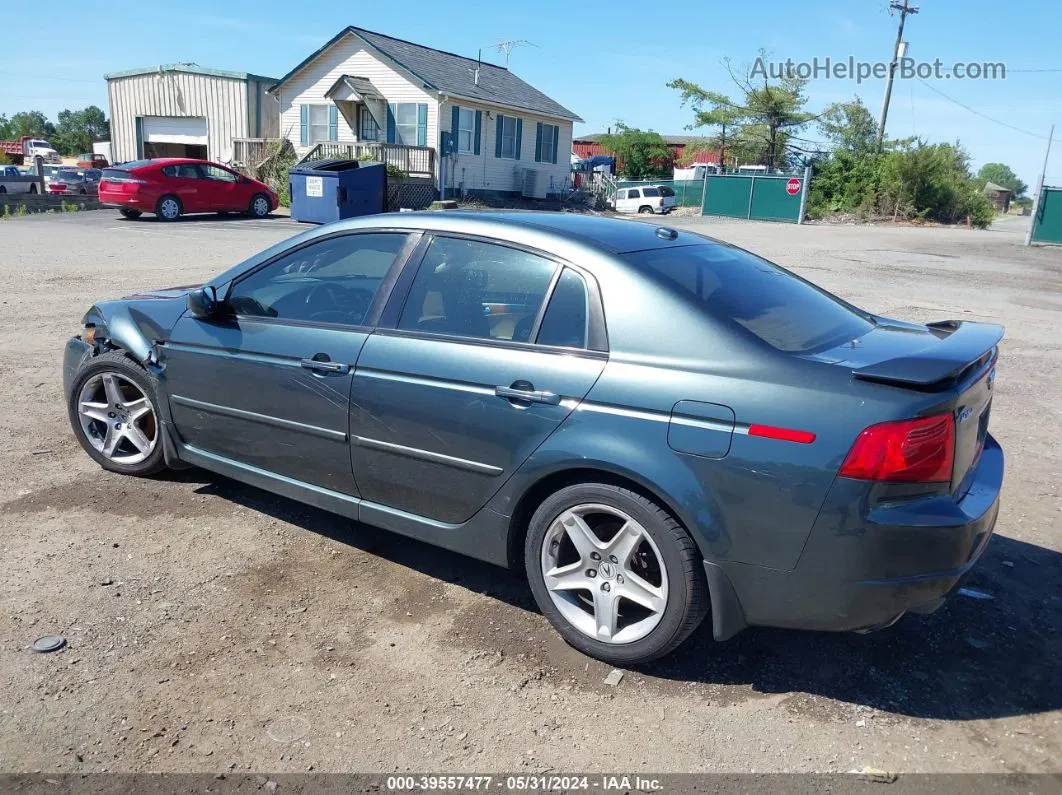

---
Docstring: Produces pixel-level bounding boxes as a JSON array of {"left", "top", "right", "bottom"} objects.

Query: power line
[{"left": 913, "top": 76, "right": 1060, "bottom": 141}]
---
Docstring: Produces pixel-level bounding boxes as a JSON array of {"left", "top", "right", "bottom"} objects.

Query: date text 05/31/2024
[{"left": 385, "top": 775, "right": 664, "bottom": 791}]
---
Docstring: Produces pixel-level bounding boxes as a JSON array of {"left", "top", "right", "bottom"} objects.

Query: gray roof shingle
[{"left": 272, "top": 27, "right": 582, "bottom": 122}]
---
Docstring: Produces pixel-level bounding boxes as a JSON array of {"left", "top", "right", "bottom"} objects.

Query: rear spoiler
[{"left": 854, "top": 320, "right": 1003, "bottom": 388}]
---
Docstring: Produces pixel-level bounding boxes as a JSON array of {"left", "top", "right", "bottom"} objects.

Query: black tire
[
  {"left": 248, "top": 192, "right": 272, "bottom": 218},
  {"left": 67, "top": 350, "right": 167, "bottom": 477},
  {"left": 524, "top": 482, "right": 709, "bottom": 665},
  {"left": 155, "top": 194, "right": 182, "bottom": 221},
  {"left": 119, "top": 208, "right": 142, "bottom": 220},
  {"left": 29, "top": 184, "right": 37, "bottom": 194},
  {"left": 639, "top": 205, "right": 654, "bottom": 214},
  {"left": 0, "top": 186, "right": 6, "bottom": 194}
]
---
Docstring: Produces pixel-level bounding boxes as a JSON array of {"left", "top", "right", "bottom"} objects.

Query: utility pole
[
  {"left": 1026, "top": 124, "right": 1055, "bottom": 246},
  {"left": 876, "top": 0, "right": 918, "bottom": 151}
]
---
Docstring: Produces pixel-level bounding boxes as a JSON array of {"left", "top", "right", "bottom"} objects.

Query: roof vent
[{"left": 656, "top": 227, "right": 679, "bottom": 240}]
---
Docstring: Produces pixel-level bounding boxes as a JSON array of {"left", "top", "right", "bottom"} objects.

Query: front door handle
[
  {"left": 300, "top": 356, "right": 348, "bottom": 374},
  {"left": 495, "top": 383, "right": 561, "bottom": 405}
]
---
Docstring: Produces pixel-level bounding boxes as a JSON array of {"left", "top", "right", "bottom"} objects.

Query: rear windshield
[
  {"left": 642, "top": 187, "right": 661, "bottom": 197},
  {"left": 624, "top": 244, "right": 874, "bottom": 353}
]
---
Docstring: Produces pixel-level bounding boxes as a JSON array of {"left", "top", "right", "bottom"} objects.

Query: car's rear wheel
[
  {"left": 639, "top": 205, "right": 654, "bottom": 214},
  {"left": 119, "top": 208, "right": 142, "bottom": 220},
  {"left": 525, "top": 483, "right": 708, "bottom": 664},
  {"left": 67, "top": 351, "right": 166, "bottom": 477},
  {"left": 0, "top": 186, "right": 6, "bottom": 194},
  {"left": 248, "top": 193, "right": 271, "bottom": 218},
  {"left": 29, "top": 184, "right": 37, "bottom": 194},
  {"left": 156, "top": 195, "right": 182, "bottom": 221}
]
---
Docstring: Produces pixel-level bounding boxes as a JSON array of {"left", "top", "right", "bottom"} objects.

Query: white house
[{"left": 268, "top": 27, "right": 582, "bottom": 198}]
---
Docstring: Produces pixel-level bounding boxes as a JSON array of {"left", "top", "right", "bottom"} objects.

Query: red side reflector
[
  {"left": 748, "top": 424, "right": 816, "bottom": 444},
  {"left": 839, "top": 413, "right": 955, "bottom": 482}
]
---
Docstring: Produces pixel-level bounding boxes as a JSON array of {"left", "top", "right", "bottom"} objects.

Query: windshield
[
  {"left": 29, "top": 140, "right": 51, "bottom": 148},
  {"left": 623, "top": 244, "right": 874, "bottom": 353}
]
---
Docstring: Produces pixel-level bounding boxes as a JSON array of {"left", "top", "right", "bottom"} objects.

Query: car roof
[{"left": 332, "top": 211, "right": 715, "bottom": 255}]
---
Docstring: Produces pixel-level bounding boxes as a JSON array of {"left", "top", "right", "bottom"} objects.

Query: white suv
[{"left": 613, "top": 185, "right": 677, "bottom": 215}]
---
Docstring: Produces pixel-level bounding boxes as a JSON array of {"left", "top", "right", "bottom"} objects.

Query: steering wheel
[{"left": 305, "top": 285, "right": 376, "bottom": 324}]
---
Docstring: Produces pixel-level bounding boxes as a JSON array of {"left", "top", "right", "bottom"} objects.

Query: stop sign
[{"left": 786, "top": 178, "right": 802, "bottom": 195}]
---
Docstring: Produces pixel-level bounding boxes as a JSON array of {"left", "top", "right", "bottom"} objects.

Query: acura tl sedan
[{"left": 63, "top": 213, "right": 1003, "bottom": 664}]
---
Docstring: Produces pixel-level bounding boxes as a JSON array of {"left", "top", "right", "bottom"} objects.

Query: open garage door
[{"left": 142, "top": 116, "right": 208, "bottom": 160}]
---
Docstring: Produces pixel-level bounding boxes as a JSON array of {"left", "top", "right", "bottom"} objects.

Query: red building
[{"left": 572, "top": 133, "right": 719, "bottom": 164}]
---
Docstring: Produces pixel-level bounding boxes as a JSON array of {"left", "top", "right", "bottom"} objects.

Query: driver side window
[{"left": 227, "top": 233, "right": 409, "bottom": 326}]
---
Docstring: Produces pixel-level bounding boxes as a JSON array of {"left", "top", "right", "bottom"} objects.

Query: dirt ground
[{"left": 0, "top": 210, "right": 1059, "bottom": 775}]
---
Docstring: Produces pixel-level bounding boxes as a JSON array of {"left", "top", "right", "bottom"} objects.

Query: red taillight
[{"left": 839, "top": 414, "right": 955, "bottom": 482}]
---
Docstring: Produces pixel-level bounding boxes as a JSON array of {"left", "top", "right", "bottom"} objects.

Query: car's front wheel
[
  {"left": 67, "top": 351, "right": 166, "bottom": 476},
  {"left": 248, "top": 193, "right": 272, "bottom": 218},
  {"left": 525, "top": 483, "right": 709, "bottom": 664}
]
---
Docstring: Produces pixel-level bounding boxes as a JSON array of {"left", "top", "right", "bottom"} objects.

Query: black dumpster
[{"left": 289, "top": 159, "right": 386, "bottom": 224}]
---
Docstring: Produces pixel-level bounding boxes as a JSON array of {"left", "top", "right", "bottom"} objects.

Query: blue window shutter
[
  {"left": 299, "top": 104, "right": 308, "bottom": 146},
  {"left": 495, "top": 114, "right": 503, "bottom": 158},
  {"left": 387, "top": 103, "right": 396, "bottom": 144},
  {"left": 552, "top": 124, "right": 560, "bottom": 164},
  {"left": 474, "top": 110, "right": 481, "bottom": 155},
  {"left": 534, "top": 122, "right": 543, "bottom": 162},
  {"left": 515, "top": 118, "right": 523, "bottom": 160},
  {"left": 328, "top": 105, "right": 338, "bottom": 141},
  {"left": 417, "top": 103, "right": 428, "bottom": 147},
  {"left": 451, "top": 104, "right": 460, "bottom": 150}
]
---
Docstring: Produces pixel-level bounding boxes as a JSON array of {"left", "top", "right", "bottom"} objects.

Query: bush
[{"left": 809, "top": 140, "right": 996, "bottom": 228}]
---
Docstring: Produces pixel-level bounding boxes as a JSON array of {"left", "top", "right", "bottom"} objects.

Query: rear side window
[
  {"left": 624, "top": 244, "right": 874, "bottom": 353},
  {"left": 627, "top": 189, "right": 640, "bottom": 199},
  {"left": 642, "top": 187, "right": 660, "bottom": 197},
  {"left": 536, "top": 268, "right": 589, "bottom": 349},
  {"left": 398, "top": 237, "right": 557, "bottom": 343}
]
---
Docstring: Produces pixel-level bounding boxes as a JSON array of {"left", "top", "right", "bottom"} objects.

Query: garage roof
[{"left": 104, "top": 63, "right": 279, "bottom": 83}]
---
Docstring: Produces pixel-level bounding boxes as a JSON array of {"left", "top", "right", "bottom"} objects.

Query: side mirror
[{"left": 187, "top": 285, "right": 220, "bottom": 318}]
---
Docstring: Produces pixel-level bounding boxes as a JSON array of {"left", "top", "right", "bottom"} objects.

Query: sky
[{"left": 2, "top": 0, "right": 1059, "bottom": 188}]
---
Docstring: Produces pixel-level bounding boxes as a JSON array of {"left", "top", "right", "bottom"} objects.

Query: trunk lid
[{"left": 806, "top": 319, "right": 1001, "bottom": 496}]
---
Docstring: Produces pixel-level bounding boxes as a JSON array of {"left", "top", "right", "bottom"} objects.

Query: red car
[{"left": 99, "top": 158, "right": 278, "bottom": 221}]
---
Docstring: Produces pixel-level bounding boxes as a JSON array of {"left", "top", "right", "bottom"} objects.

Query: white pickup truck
[{"left": 0, "top": 165, "right": 40, "bottom": 194}]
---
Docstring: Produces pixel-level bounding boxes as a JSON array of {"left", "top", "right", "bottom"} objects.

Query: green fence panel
[
  {"left": 702, "top": 176, "right": 752, "bottom": 218},
  {"left": 749, "top": 176, "right": 804, "bottom": 222},
  {"left": 1031, "top": 187, "right": 1062, "bottom": 244}
]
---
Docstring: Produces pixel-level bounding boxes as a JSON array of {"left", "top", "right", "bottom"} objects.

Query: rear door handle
[
  {"left": 300, "top": 357, "right": 348, "bottom": 374},
  {"left": 495, "top": 384, "right": 561, "bottom": 405}
]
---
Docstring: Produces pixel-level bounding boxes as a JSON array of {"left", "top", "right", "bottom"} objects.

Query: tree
[
  {"left": 54, "top": 106, "right": 110, "bottom": 155},
  {"left": 0, "top": 114, "right": 11, "bottom": 140},
  {"left": 818, "top": 97, "right": 877, "bottom": 155},
  {"left": 6, "top": 110, "right": 55, "bottom": 140},
  {"left": 976, "top": 162, "right": 1027, "bottom": 198},
  {"left": 669, "top": 51, "right": 816, "bottom": 169},
  {"left": 595, "top": 123, "right": 673, "bottom": 179}
]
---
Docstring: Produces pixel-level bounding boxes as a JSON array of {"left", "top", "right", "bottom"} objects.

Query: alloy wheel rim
[
  {"left": 77, "top": 372, "right": 158, "bottom": 465},
  {"left": 540, "top": 503, "right": 669, "bottom": 644},
  {"left": 161, "top": 199, "right": 179, "bottom": 219}
]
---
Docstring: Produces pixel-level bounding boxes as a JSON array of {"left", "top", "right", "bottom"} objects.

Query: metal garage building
[{"left": 105, "top": 63, "right": 280, "bottom": 164}]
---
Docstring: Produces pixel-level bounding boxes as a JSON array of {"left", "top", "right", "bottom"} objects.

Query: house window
[
  {"left": 539, "top": 123, "right": 557, "bottom": 164},
  {"left": 499, "top": 115, "right": 517, "bottom": 159},
  {"left": 457, "top": 108, "right": 474, "bottom": 153},
  {"left": 360, "top": 109, "right": 379, "bottom": 141},
  {"left": 308, "top": 104, "right": 330, "bottom": 143},
  {"left": 394, "top": 103, "right": 419, "bottom": 146}
]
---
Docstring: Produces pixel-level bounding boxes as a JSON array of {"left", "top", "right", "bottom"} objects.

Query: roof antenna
[{"left": 495, "top": 39, "right": 537, "bottom": 68}]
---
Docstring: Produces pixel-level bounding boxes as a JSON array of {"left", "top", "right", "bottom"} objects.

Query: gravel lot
[{"left": 0, "top": 209, "right": 1059, "bottom": 775}]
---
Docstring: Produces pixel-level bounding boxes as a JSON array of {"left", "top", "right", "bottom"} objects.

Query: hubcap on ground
[
  {"left": 77, "top": 373, "right": 158, "bottom": 465},
  {"left": 160, "top": 199, "right": 179, "bottom": 219},
  {"left": 541, "top": 503, "right": 668, "bottom": 644}
]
